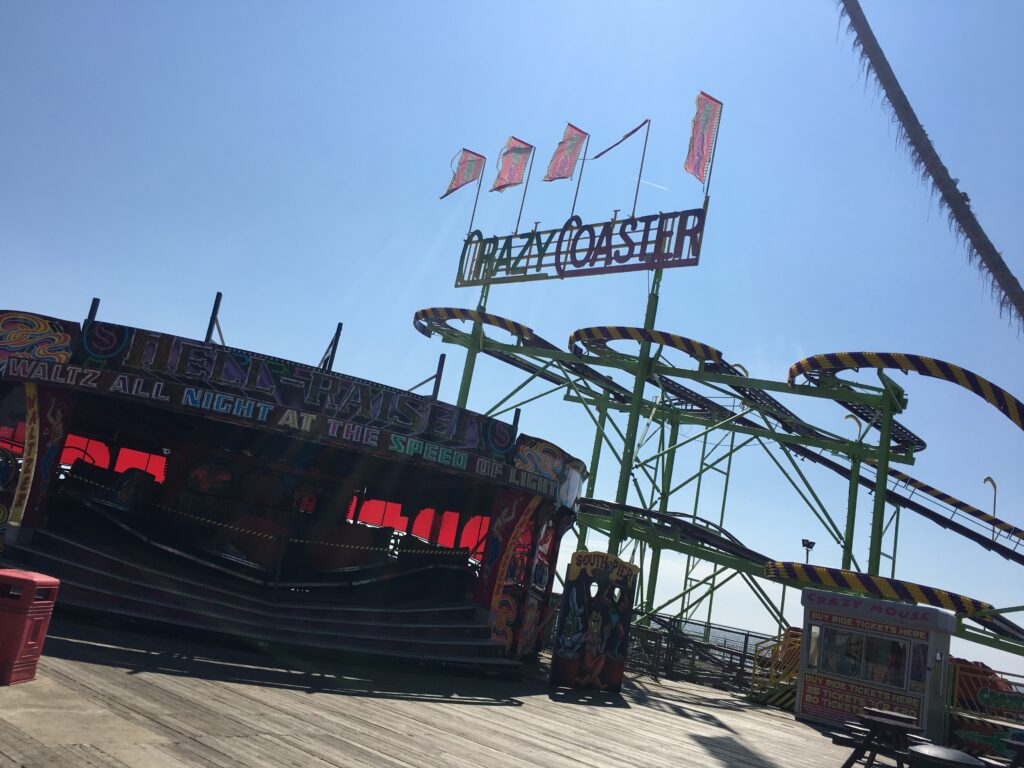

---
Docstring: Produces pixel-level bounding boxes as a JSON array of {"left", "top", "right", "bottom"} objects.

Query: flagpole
[
  {"left": 514, "top": 149, "right": 536, "bottom": 235},
  {"left": 467, "top": 171, "right": 484, "bottom": 235},
  {"left": 570, "top": 134, "right": 590, "bottom": 219},
  {"left": 631, "top": 119, "right": 651, "bottom": 218}
]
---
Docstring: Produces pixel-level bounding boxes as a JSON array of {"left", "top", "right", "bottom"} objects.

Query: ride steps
[{"left": 6, "top": 523, "right": 516, "bottom": 672}]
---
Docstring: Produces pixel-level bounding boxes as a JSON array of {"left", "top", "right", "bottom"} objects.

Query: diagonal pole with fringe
[{"left": 839, "top": 0, "right": 1024, "bottom": 331}]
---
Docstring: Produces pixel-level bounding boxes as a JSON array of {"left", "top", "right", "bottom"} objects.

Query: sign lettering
[{"left": 456, "top": 208, "right": 705, "bottom": 287}]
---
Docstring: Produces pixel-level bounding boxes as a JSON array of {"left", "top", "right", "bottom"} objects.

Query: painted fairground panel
[
  {"left": 0, "top": 383, "right": 27, "bottom": 549},
  {"left": 550, "top": 550, "right": 640, "bottom": 692},
  {"left": 0, "top": 312, "right": 77, "bottom": 541},
  {"left": 0, "top": 312, "right": 525, "bottom": 478},
  {"left": 947, "top": 659, "right": 1024, "bottom": 760},
  {"left": 476, "top": 436, "right": 585, "bottom": 658}
]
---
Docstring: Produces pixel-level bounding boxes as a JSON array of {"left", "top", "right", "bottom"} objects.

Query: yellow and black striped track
[
  {"left": 413, "top": 308, "right": 634, "bottom": 401},
  {"left": 761, "top": 561, "right": 1024, "bottom": 647},
  {"left": 788, "top": 352, "right": 1024, "bottom": 434},
  {"left": 569, "top": 326, "right": 724, "bottom": 364},
  {"left": 413, "top": 307, "right": 536, "bottom": 344},
  {"left": 763, "top": 560, "right": 1024, "bottom": 642},
  {"left": 570, "top": 325, "right": 838, "bottom": 441},
  {"left": 881, "top": 466, "right": 1024, "bottom": 540},
  {"left": 764, "top": 560, "right": 990, "bottom": 614},
  {"left": 414, "top": 312, "right": 1024, "bottom": 570}
]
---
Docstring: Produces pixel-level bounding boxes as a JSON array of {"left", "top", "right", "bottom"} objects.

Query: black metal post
[
  {"left": 631, "top": 119, "right": 651, "bottom": 218},
  {"left": 430, "top": 353, "right": 446, "bottom": 400},
  {"left": 323, "top": 322, "right": 343, "bottom": 371},
  {"left": 86, "top": 297, "right": 100, "bottom": 325},
  {"left": 205, "top": 292, "right": 223, "bottom": 344},
  {"left": 570, "top": 134, "right": 590, "bottom": 219}
]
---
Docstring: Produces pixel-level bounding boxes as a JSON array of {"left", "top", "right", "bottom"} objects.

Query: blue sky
[{"left": 2, "top": 2, "right": 1022, "bottom": 670}]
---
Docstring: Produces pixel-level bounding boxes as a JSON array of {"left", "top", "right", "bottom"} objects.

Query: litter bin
[{"left": 0, "top": 569, "right": 60, "bottom": 685}]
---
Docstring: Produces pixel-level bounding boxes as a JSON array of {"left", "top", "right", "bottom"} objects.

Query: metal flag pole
[
  {"left": 631, "top": 119, "right": 651, "bottom": 218},
  {"left": 570, "top": 134, "right": 590, "bottom": 219},
  {"left": 467, "top": 171, "right": 484, "bottom": 235},
  {"left": 514, "top": 148, "right": 536, "bottom": 235}
]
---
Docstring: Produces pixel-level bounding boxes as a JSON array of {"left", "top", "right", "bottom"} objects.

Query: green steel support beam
[
  {"left": 739, "top": 572, "right": 789, "bottom": 631},
  {"left": 610, "top": 271, "right": 662, "bottom": 554},
  {"left": 681, "top": 570, "right": 741, "bottom": 622},
  {"left": 955, "top": 621, "right": 1024, "bottom": 659},
  {"left": 456, "top": 316, "right": 482, "bottom": 409},
  {"left": 755, "top": 438, "right": 844, "bottom": 545},
  {"left": 868, "top": 377, "right": 898, "bottom": 575},
  {"left": 659, "top": 419, "right": 681, "bottom": 513},
  {"left": 484, "top": 362, "right": 558, "bottom": 417},
  {"left": 704, "top": 429, "right": 737, "bottom": 630},
  {"left": 635, "top": 564, "right": 734, "bottom": 622},
  {"left": 579, "top": 513, "right": 766, "bottom": 577},
  {"left": 663, "top": 435, "right": 756, "bottom": 502},
  {"left": 644, "top": 546, "right": 662, "bottom": 616},
  {"left": 578, "top": 389, "right": 610, "bottom": 550},
  {"left": 562, "top": 391, "right": 915, "bottom": 465},
  {"left": 843, "top": 457, "right": 861, "bottom": 570}
]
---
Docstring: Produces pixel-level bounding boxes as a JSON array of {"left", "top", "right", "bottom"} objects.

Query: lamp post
[
  {"left": 983, "top": 476, "right": 997, "bottom": 540},
  {"left": 801, "top": 539, "right": 815, "bottom": 564}
]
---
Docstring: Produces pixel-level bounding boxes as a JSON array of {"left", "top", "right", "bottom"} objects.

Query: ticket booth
[{"left": 795, "top": 589, "right": 955, "bottom": 741}]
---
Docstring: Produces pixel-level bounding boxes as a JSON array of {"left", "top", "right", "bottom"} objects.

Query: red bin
[{"left": 0, "top": 569, "right": 60, "bottom": 685}]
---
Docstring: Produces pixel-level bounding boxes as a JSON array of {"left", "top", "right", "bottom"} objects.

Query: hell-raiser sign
[{"left": 456, "top": 207, "right": 705, "bottom": 288}]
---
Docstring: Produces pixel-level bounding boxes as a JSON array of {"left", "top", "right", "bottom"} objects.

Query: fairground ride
[{"left": 422, "top": 84, "right": 1024, "bottom": 662}]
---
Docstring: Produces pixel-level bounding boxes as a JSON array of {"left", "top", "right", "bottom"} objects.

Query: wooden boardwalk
[{"left": 0, "top": 617, "right": 884, "bottom": 768}]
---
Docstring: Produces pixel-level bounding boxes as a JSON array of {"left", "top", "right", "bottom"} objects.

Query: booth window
[
  {"left": 818, "top": 625, "right": 915, "bottom": 691},
  {"left": 807, "top": 625, "right": 821, "bottom": 669},
  {"left": 820, "top": 627, "right": 864, "bottom": 678},
  {"left": 864, "top": 636, "right": 908, "bottom": 688},
  {"left": 909, "top": 643, "right": 928, "bottom": 693}
]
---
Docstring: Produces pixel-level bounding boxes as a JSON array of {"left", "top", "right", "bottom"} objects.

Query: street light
[
  {"left": 802, "top": 539, "right": 816, "bottom": 564},
  {"left": 983, "top": 476, "right": 997, "bottom": 540}
]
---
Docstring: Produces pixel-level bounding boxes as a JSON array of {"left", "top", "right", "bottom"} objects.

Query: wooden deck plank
[{"left": 0, "top": 618, "right": 884, "bottom": 768}]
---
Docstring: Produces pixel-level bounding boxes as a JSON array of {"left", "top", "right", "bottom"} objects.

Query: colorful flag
[
  {"left": 684, "top": 91, "right": 723, "bottom": 183},
  {"left": 490, "top": 137, "right": 534, "bottom": 192},
  {"left": 440, "top": 149, "right": 486, "bottom": 199},
  {"left": 543, "top": 123, "right": 588, "bottom": 181}
]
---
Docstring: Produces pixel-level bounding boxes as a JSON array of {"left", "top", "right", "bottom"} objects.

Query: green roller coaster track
[{"left": 414, "top": 262, "right": 1024, "bottom": 658}]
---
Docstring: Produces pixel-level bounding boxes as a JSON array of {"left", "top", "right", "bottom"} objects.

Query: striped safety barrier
[
  {"left": 413, "top": 307, "right": 535, "bottom": 343},
  {"left": 880, "top": 465, "right": 1024, "bottom": 540},
  {"left": 764, "top": 560, "right": 992, "bottom": 615},
  {"left": 569, "top": 325, "right": 724, "bottom": 364},
  {"left": 787, "top": 352, "right": 1024, "bottom": 433}
]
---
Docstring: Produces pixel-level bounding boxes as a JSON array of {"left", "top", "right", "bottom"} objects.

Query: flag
[
  {"left": 440, "top": 149, "right": 486, "bottom": 199},
  {"left": 490, "top": 137, "right": 534, "bottom": 192},
  {"left": 543, "top": 123, "right": 588, "bottom": 181},
  {"left": 684, "top": 91, "right": 723, "bottom": 183},
  {"left": 592, "top": 119, "right": 649, "bottom": 160}
]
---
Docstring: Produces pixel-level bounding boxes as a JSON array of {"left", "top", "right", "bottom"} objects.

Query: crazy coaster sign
[{"left": 455, "top": 208, "right": 705, "bottom": 288}]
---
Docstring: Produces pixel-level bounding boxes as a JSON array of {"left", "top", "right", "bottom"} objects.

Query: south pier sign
[{"left": 455, "top": 207, "right": 706, "bottom": 288}]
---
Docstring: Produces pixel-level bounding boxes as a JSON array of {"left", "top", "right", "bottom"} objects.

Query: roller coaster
[{"left": 412, "top": 304, "right": 1024, "bottom": 656}]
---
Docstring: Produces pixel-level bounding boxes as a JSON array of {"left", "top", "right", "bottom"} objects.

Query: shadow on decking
[
  {"left": 690, "top": 734, "right": 785, "bottom": 768},
  {"left": 42, "top": 615, "right": 536, "bottom": 707},
  {"left": 548, "top": 688, "right": 631, "bottom": 708}
]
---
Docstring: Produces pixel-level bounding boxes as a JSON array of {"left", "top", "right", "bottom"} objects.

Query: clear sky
[{"left": 2, "top": 2, "right": 1022, "bottom": 671}]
